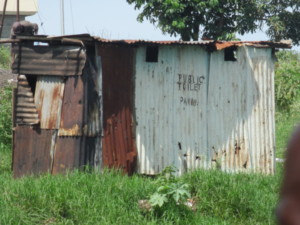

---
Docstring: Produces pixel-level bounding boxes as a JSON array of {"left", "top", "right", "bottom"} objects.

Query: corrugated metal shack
[{"left": 7, "top": 34, "right": 291, "bottom": 177}]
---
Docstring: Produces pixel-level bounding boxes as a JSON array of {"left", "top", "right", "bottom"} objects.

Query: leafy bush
[
  {"left": 0, "top": 85, "right": 12, "bottom": 151},
  {"left": 275, "top": 50, "right": 300, "bottom": 111}
]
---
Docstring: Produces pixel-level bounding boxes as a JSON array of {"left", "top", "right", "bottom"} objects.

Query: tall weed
[
  {"left": 0, "top": 85, "right": 12, "bottom": 151},
  {"left": 0, "top": 46, "right": 10, "bottom": 69}
]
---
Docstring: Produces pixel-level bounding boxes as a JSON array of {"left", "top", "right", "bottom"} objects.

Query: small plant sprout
[{"left": 148, "top": 166, "right": 191, "bottom": 209}]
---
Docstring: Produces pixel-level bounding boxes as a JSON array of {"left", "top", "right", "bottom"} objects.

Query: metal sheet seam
[
  {"left": 50, "top": 130, "right": 58, "bottom": 173},
  {"left": 94, "top": 44, "right": 103, "bottom": 170},
  {"left": 206, "top": 51, "right": 211, "bottom": 169}
]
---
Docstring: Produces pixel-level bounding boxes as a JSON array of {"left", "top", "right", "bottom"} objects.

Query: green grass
[
  {"left": 0, "top": 84, "right": 299, "bottom": 225},
  {"left": 0, "top": 167, "right": 283, "bottom": 225}
]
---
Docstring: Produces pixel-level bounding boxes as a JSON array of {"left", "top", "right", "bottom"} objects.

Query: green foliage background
[
  {"left": 127, "top": 0, "right": 300, "bottom": 43},
  {"left": 275, "top": 50, "right": 300, "bottom": 111}
]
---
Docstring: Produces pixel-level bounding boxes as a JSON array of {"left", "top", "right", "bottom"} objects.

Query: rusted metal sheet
[
  {"left": 34, "top": 76, "right": 65, "bottom": 129},
  {"left": 12, "top": 45, "right": 86, "bottom": 76},
  {"left": 58, "top": 76, "right": 84, "bottom": 136},
  {"left": 214, "top": 40, "right": 292, "bottom": 50},
  {"left": 52, "top": 136, "right": 82, "bottom": 174},
  {"left": 99, "top": 45, "right": 137, "bottom": 175},
  {"left": 13, "top": 126, "right": 52, "bottom": 177},
  {"left": 59, "top": 124, "right": 82, "bottom": 136},
  {"left": 15, "top": 75, "right": 39, "bottom": 125},
  {"left": 63, "top": 53, "right": 102, "bottom": 137}
]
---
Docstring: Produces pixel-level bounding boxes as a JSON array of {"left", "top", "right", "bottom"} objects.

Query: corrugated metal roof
[
  {"left": 94, "top": 37, "right": 292, "bottom": 49},
  {"left": 1, "top": 34, "right": 292, "bottom": 49},
  {"left": 95, "top": 38, "right": 213, "bottom": 45}
]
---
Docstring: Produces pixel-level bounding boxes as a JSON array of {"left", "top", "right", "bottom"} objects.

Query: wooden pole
[
  {"left": 0, "top": 0, "right": 8, "bottom": 38},
  {"left": 61, "top": 0, "right": 65, "bottom": 35},
  {"left": 16, "top": 0, "right": 20, "bottom": 22}
]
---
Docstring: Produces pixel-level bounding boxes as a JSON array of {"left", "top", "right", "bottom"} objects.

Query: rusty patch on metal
[
  {"left": 211, "top": 139, "right": 249, "bottom": 171},
  {"left": 15, "top": 75, "right": 39, "bottom": 125},
  {"left": 52, "top": 136, "right": 82, "bottom": 174},
  {"left": 214, "top": 41, "right": 292, "bottom": 50},
  {"left": 34, "top": 76, "right": 65, "bottom": 129},
  {"left": 59, "top": 76, "right": 85, "bottom": 134},
  {"left": 13, "top": 126, "right": 52, "bottom": 177},
  {"left": 58, "top": 124, "right": 82, "bottom": 136},
  {"left": 99, "top": 45, "right": 137, "bottom": 175},
  {"left": 12, "top": 45, "right": 86, "bottom": 76}
]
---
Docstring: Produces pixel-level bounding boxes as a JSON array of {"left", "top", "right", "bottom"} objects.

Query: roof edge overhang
[{"left": 0, "top": 34, "right": 292, "bottom": 49}]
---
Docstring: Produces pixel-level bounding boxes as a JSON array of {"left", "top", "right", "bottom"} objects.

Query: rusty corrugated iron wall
[
  {"left": 9, "top": 36, "right": 290, "bottom": 177},
  {"left": 13, "top": 127, "right": 53, "bottom": 176},
  {"left": 12, "top": 43, "right": 103, "bottom": 177},
  {"left": 98, "top": 45, "right": 137, "bottom": 175}
]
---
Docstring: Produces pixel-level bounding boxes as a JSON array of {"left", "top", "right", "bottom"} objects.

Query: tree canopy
[{"left": 126, "top": 0, "right": 300, "bottom": 44}]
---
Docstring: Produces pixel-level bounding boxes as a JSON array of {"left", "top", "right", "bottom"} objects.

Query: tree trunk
[{"left": 192, "top": 25, "right": 199, "bottom": 41}]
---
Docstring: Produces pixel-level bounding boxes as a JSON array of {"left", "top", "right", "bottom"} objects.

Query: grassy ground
[
  {"left": 3, "top": 147, "right": 287, "bottom": 224},
  {"left": 0, "top": 85, "right": 299, "bottom": 225},
  {"left": 0, "top": 162, "right": 283, "bottom": 225},
  {"left": 275, "top": 98, "right": 300, "bottom": 158}
]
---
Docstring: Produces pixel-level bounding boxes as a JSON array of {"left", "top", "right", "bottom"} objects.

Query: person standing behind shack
[{"left": 277, "top": 125, "right": 300, "bottom": 224}]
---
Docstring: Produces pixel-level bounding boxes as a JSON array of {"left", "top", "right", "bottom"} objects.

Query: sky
[{"left": 26, "top": 0, "right": 296, "bottom": 49}]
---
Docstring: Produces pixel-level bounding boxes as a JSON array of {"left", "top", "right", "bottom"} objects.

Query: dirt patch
[{"left": 0, "top": 68, "right": 17, "bottom": 88}]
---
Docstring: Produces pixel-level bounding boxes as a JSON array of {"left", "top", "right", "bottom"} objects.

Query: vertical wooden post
[{"left": 0, "top": 0, "right": 8, "bottom": 38}]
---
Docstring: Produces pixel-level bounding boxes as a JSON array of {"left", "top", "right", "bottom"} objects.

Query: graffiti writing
[
  {"left": 180, "top": 97, "right": 199, "bottom": 106},
  {"left": 177, "top": 74, "right": 205, "bottom": 92}
]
